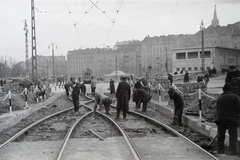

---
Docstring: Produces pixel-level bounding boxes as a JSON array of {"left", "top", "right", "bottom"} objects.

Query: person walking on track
[{"left": 72, "top": 82, "right": 81, "bottom": 112}]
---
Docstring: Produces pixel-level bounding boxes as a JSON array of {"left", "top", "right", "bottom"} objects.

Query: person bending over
[
  {"left": 93, "top": 93, "right": 112, "bottom": 115},
  {"left": 168, "top": 87, "right": 184, "bottom": 126}
]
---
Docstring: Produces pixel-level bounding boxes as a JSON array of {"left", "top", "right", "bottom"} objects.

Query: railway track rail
[{"left": 0, "top": 94, "right": 219, "bottom": 160}]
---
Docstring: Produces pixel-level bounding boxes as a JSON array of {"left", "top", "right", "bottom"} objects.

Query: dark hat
[
  {"left": 76, "top": 82, "right": 80, "bottom": 86},
  {"left": 168, "top": 87, "right": 175, "bottom": 95},
  {"left": 121, "top": 75, "right": 127, "bottom": 79},
  {"left": 229, "top": 65, "right": 236, "bottom": 69},
  {"left": 223, "top": 83, "right": 232, "bottom": 91}
]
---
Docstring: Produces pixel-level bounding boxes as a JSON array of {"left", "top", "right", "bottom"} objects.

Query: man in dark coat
[
  {"left": 215, "top": 83, "right": 240, "bottom": 155},
  {"left": 91, "top": 77, "right": 97, "bottom": 96},
  {"left": 93, "top": 93, "right": 112, "bottom": 115},
  {"left": 116, "top": 76, "right": 131, "bottom": 119},
  {"left": 133, "top": 80, "right": 142, "bottom": 109},
  {"left": 109, "top": 79, "right": 115, "bottom": 97},
  {"left": 168, "top": 87, "right": 184, "bottom": 126},
  {"left": 168, "top": 73, "right": 173, "bottom": 86},
  {"left": 80, "top": 82, "right": 86, "bottom": 95},
  {"left": 72, "top": 83, "right": 81, "bottom": 112},
  {"left": 225, "top": 65, "right": 240, "bottom": 83},
  {"left": 0, "top": 79, "right": 3, "bottom": 86},
  {"left": 183, "top": 70, "right": 189, "bottom": 83},
  {"left": 134, "top": 89, "right": 152, "bottom": 112},
  {"left": 204, "top": 72, "right": 209, "bottom": 87},
  {"left": 64, "top": 82, "right": 70, "bottom": 97}
]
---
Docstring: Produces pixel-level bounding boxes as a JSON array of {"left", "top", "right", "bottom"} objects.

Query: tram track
[{"left": 0, "top": 93, "right": 219, "bottom": 160}]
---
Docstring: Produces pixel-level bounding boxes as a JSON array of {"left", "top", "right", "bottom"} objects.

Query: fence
[{"left": 150, "top": 80, "right": 218, "bottom": 121}]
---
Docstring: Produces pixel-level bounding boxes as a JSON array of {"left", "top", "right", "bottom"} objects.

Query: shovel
[{"left": 201, "top": 134, "right": 217, "bottom": 150}]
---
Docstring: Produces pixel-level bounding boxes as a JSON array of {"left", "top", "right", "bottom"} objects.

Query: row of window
[
  {"left": 176, "top": 51, "right": 211, "bottom": 60},
  {"left": 176, "top": 66, "right": 210, "bottom": 72}
]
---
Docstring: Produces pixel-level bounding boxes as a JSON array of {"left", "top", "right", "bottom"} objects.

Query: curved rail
[
  {"left": 56, "top": 109, "right": 93, "bottom": 160},
  {"left": 95, "top": 110, "right": 143, "bottom": 160},
  {"left": 0, "top": 95, "right": 93, "bottom": 150},
  {"left": 126, "top": 108, "right": 219, "bottom": 160},
  {"left": 0, "top": 107, "right": 74, "bottom": 149}
]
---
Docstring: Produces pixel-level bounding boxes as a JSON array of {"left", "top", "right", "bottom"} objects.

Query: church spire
[{"left": 212, "top": 5, "right": 219, "bottom": 27}]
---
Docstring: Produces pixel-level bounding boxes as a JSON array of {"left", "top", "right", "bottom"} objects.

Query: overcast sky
[{"left": 0, "top": 0, "right": 239, "bottom": 62}]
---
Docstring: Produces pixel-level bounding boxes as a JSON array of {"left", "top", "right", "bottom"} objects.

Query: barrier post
[
  {"left": 34, "top": 86, "right": 39, "bottom": 104},
  {"left": 9, "top": 90, "right": 12, "bottom": 116},
  {"left": 24, "top": 88, "right": 28, "bottom": 108},
  {"left": 158, "top": 83, "right": 161, "bottom": 103},
  {"left": 198, "top": 88, "right": 202, "bottom": 119}
]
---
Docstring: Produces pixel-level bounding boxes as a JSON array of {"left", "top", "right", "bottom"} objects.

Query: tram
[{"left": 82, "top": 68, "right": 93, "bottom": 84}]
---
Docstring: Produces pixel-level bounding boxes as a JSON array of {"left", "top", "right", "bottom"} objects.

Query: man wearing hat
[
  {"left": 215, "top": 83, "right": 240, "bottom": 155},
  {"left": 72, "top": 82, "right": 81, "bottom": 112},
  {"left": 116, "top": 75, "right": 131, "bottom": 119},
  {"left": 225, "top": 65, "right": 240, "bottom": 83},
  {"left": 168, "top": 87, "right": 184, "bottom": 126}
]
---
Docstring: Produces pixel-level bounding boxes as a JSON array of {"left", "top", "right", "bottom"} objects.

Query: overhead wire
[
  {"left": 89, "top": 0, "right": 112, "bottom": 22},
  {"left": 75, "top": 0, "right": 100, "bottom": 26},
  {"left": 31, "top": 1, "right": 239, "bottom": 49},
  {"left": 103, "top": 0, "right": 124, "bottom": 46},
  {"left": 62, "top": 0, "right": 81, "bottom": 46}
]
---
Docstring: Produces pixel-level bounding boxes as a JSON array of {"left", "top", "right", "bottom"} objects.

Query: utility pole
[
  {"left": 48, "top": 42, "right": 57, "bottom": 82},
  {"left": 200, "top": 19, "right": 205, "bottom": 72},
  {"left": 165, "top": 47, "right": 168, "bottom": 73},
  {"left": 23, "top": 20, "right": 29, "bottom": 79},
  {"left": 31, "top": 0, "right": 38, "bottom": 83},
  {"left": 115, "top": 56, "right": 117, "bottom": 80}
]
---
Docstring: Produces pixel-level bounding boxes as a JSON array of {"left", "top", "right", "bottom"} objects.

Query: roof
[{"left": 107, "top": 70, "right": 126, "bottom": 76}]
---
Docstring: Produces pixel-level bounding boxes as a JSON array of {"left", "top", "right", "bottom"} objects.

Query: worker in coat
[
  {"left": 80, "top": 82, "right": 86, "bottom": 95},
  {"left": 64, "top": 82, "right": 70, "bottom": 97},
  {"left": 134, "top": 88, "right": 152, "bottom": 112},
  {"left": 93, "top": 93, "right": 112, "bottom": 115},
  {"left": 116, "top": 76, "right": 131, "bottom": 119},
  {"left": 109, "top": 79, "right": 115, "bottom": 97},
  {"left": 168, "top": 87, "right": 184, "bottom": 126},
  {"left": 72, "top": 82, "right": 81, "bottom": 112},
  {"left": 132, "top": 80, "right": 142, "bottom": 109}
]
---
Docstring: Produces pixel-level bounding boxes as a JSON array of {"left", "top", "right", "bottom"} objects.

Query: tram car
[{"left": 82, "top": 68, "right": 93, "bottom": 84}]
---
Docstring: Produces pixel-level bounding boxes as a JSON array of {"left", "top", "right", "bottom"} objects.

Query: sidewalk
[{"left": 0, "top": 87, "right": 65, "bottom": 132}]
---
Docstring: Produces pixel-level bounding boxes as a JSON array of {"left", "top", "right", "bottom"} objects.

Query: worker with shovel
[
  {"left": 168, "top": 87, "right": 184, "bottom": 126},
  {"left": 134, "top": 88, "right": 152, "bottom": 112}
]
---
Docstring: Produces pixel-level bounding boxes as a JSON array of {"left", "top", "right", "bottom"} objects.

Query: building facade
[
  {"left": 65, "top": 6, "right": 240, "bottom": 79},
  {"left": 172, "top": 46, "right": 240, "bottom": 74}
]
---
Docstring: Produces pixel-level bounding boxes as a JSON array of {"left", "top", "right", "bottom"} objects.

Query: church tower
[{"left": 212, "top": 5, "right": 219, "bottom": 27}]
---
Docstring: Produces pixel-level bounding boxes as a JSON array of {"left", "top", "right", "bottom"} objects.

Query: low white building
[{"left": 172, "top": 46, "right": 240, "bottom": 74}]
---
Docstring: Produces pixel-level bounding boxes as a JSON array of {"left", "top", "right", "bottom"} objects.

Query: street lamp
[
  {"left": 148, "top": 65, "right": 152, "bottom": 79},
  {"left": 200, "top": 19, "right": 205, "bottom": 72},
  {"left": 48, "top": 42, "right": 57, "bottom": 82},
  {"left": 5, "top": 46, "right": 11, "bottom": 78}
]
